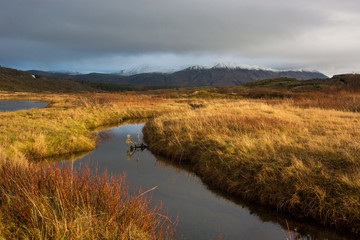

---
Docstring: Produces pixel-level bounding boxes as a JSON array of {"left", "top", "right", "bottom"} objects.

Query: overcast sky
[{"left": 1, "top": 0, "right": 360, "bottom": 76}]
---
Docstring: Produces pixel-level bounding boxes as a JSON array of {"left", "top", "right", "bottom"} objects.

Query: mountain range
[
  {"left": 0, "top": 66, "right": 159, "bottom": 92},
  {"left": 28, "top": 64, "right": 328, "bottom": 87}
]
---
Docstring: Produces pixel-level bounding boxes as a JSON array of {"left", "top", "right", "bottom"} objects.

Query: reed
[{"left": 0, "top": 160, "right": 177, "bottom": 239}]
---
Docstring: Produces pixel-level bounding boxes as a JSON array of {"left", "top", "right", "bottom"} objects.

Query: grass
[
  {"left": 0, "top": 92, "right": 187, "bottom": 161},
  {"left": 2, "top": 90, "right": 360, "bottom": 237},
  {"left": 279, "top": 91, "right": 360, "bottom": 112},
  {"left": 0, "top": 92, "right": 186, "bottom": 239},
  {"left": 0, "top": 160, "right": 177, "bottom": 239},
  {"left": 143, "top": 99, "right": 360, "bottom": 235},
  {"left": 282, "top": 219, "right": 300, "bottom": 240},
  {"left": 143, "top": 75, "right": 360, "bottom": 113}
]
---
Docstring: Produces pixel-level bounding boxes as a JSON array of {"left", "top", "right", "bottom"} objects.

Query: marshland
[
  {"left": 0, "top": 77, "right": 360, "bottom": 239},
  {"left": 2, "top": 0, "right": 360, "bottom": 238}
]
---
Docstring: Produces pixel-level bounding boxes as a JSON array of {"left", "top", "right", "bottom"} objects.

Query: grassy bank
[
  {"left": 0, "top": 92, "right": 186, "bottom": 162},
  {"left": 2, "top": 91, "right": 360, "bottom": 237},
  {"left": 0, "top": 92, "right": 185, "bottom": 239},
  {"left": 0, "top": 161, "right": 177, "bottom": 239},
  {"left": 143, "top": 99, "right": 360, "bottom": 235}
]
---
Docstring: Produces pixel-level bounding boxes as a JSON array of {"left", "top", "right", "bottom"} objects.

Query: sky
[{"left": 1, "top": 0, "right": 360, "bottom": 76}]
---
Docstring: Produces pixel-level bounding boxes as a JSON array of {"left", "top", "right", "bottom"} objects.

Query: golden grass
[
  {"left": 143, "top": 99, "right": 360, "bottom": 235},
  {"left": 0, "top": 92, "right": 187, "bottom": 162},
  {"left": 2, "top": 91, "right": 360, "bottom": 237},
  {"left": 0, "top": 161, "right": 177, "bottom": 239},
  {"left": 269, "top": 91, "right": 360, "bottom": 112},
  {"left": 0, "top": 92, "right": 186, "bottom": 239}
]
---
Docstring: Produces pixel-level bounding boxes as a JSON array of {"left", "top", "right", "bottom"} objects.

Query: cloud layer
[{"left": 1, "top": 0, "right": 360, "bottom": 75}]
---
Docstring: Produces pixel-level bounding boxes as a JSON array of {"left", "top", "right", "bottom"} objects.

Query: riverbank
[
  {"left": 0, "top": 93, "right": 187, "bottom": 162},
  {"left": 2, "top": 91, "right": 360, "bottom": 237},
  {"left": 0, "top": 93, "right": 183, "bottom": 239},
  {"left": 143, "top": 99, "right": 360, "bottom": 235},
  {"left": 0, "top": 161, "right": 178, "bottom": 239}
]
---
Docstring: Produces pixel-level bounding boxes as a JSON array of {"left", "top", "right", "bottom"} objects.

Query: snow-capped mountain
[{"left": 28, "top": 63, "right": 328, "bottom": 87}]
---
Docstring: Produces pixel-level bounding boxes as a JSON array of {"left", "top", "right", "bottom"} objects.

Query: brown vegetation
[
  {"left": 0, "top": 92, "right": 185, "bottom": 161},
  {"left": 2, "top": 89, "right": 360, "bottom": 237},
  {"left": 264, "top": 91, "right": 360, "bottom": 112},
  {"left": 143, "top": 99, "right": 360, "bottom": 235},
  {"left": 0, "top": 161, "right": 177, "bottom": 239},
  {"left": 333, "top": 74, "right": 360, "bottom": 92},
  {"left": 0, "top": 92, "right": 184, "bottom": 239}
]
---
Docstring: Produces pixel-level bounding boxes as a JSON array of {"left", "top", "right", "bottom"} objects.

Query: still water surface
[
  {"left": 0, "top": 100, "right": 49, "bottom": 112},
  {"left": 61, "top": 123, "right": 350, "bottom": 240}
]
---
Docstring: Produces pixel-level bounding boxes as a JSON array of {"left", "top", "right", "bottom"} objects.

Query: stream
[
  {"left": 1, "top": 99, "right": 351, "bottom": 239},
  {"left": 59, "top": 123, "right": 351, "bottom": 240}
]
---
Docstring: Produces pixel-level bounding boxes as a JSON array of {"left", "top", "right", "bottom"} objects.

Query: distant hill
[
  {"left": 28, "top": 65, "right": 328, "bottom": 87},
  {"left": 0, "top": 67, "right": 98, "bottom": 92},
  {"left": 0, "top": 67, "right": 162, "bottom": 92},
  {"left": 2, "top": 66, "right": 358, "bottom": 94},
  {"left": 331, "top": 74, "right": 360, "bottom": 92}
]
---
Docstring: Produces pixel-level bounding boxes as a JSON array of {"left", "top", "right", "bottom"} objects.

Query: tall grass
[
  {"left": 273, "top": 91, "right": 360, "bottom": 112},
  {"left": 3, "top": 92, "right": 360, "bottom": 237},
  {"left": 0, "top": 160, "right": 177, "bottom": 239},
  {"left": 0, "top": 92, "right": 186, "bottom": 239},
  {"left": 143, "top": 99, "right": 360, "bottom": 235},
  {"left": 0, "top": 92, "right": 188, "bottom": 162}
]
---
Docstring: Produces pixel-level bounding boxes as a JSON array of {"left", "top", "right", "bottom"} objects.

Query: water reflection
[
  {"left": 153, "top": 153, "right": 352, "bottom": 240},
  {"left": 126, "top": 148, "right": 145, "bottom": 162},
  {"left": 60, "top": 123, "right": 352, "bottom": 240},
  {"left": 41, "top": 151, "right": 91, "bottom": 163}
]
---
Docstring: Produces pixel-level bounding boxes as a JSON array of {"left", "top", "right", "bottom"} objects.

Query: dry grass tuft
[{"left": 0, "top": 160, "right": 177, "bottom": 239}]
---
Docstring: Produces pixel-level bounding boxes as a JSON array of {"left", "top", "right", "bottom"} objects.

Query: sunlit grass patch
[
  {"left": 143, "top": 99, "right": 360, "bottom": 235},
  {"left": 0, "top": 92, "right": 188, "bottom": 161}
]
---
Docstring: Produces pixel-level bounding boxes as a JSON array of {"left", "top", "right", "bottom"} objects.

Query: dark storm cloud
[
  {"left": 1, "top": 0, "right": 360, "bottom": 75},
  {"left": 0, "top": 0, "right": 325, "bottom": 52}
]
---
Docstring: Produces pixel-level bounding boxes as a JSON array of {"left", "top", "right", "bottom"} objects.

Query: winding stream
[
  {"left": 1, "top": 99, "right": 351, "bottom": 239},
  {"left": 60, "top": 123, "right": 350, "bottom": 239}
]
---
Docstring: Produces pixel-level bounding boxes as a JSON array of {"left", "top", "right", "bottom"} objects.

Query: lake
[{"left": 0, "top": 100, "right": 49, "bottom": 112}]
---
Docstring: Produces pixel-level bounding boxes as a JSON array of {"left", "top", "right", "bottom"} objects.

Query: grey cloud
[
  {"left": 0, "top": 0, "right": 360, "bottom": 75},
  {"left": 0, "top": 0, "right": 329, "bottom": 52}
]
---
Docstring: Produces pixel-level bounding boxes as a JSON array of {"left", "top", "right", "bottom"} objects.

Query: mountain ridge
[{"left": 28, "top": 65, "right": 328, "bottom": 87}]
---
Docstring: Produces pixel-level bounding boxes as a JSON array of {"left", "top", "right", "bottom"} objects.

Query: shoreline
[{"left": 142, "top": 100, "right": 360, "bottom": 236}]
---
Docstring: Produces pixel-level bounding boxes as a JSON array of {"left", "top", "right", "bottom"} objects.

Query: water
[
  {"left": 0, "top": 100, "right": 49, "bottom": 112},
  {"left": 61, "top": 123, "right": 351, "bottom": 239}
]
